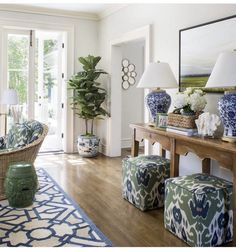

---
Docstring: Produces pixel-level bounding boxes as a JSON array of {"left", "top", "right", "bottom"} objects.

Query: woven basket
[{"left": 168, "top": 113, "right": 198, "bottom": 129}]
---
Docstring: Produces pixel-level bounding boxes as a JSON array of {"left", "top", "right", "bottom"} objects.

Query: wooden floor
[{"left": 35, "top": 150, "right": 187, "bottom": 247}]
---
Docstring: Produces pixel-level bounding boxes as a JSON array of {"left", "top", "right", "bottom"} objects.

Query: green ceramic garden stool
[
  {"left": 164, "top": 173, "right": 233, "bottom": 247},
  {"left": 122, "top": 155, "right": 170, "bottom": 211},
  {"left": 4, "top": 162, "right": 38, "bottom": 208}
]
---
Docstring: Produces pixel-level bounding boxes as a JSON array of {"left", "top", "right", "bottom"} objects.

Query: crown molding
[
  {"left": 0, "top": 4, "right": 99, "bottom": 21},
  {"left": 98, "top": 4, "right": 128, "bottom": 20}
]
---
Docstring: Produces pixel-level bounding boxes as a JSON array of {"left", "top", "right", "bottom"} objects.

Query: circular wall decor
[
  {"left": 128, "top": 64, "right": 135, "bottom": 72},
  {"left": 123, "top": 67, "right": 129, "bottom": 73},
  {"left": 122, "top": 59, "right": 129, "bottom": 68},
  {"left": 131, "top": 71, "right": 137, "bottom": 77},
  {"left": 122, "top": 81, "right": 129, "bottom": 90},
  {"left": 129, "top": 77, "right": 135, "bottom": 85},
  {"left": 121, "top": 58, "right": 137, "bottom": 90},
  {"left": 122, "top": 75, "right": 129, "bottom": 81}
]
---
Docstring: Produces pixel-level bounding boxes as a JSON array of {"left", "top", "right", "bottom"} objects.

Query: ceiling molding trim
[
  {"left": 0, "top": 4, "right": 99, "bottom": 21},
  {"left": 98, "top": 4, "right": 128, "bottom": 20}
]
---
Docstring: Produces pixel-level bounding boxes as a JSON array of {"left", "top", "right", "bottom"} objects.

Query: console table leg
[
  {"left": 202, "top": 158, "right": 211, "bottom": 174},
  {"left": 159, "top": 145, "right": 166, "bottom": 158},
  {"left": 233, "top": 156, "right": 236, "bottom": 246},
  {"left": 131, "top": 129, "right": 139, "bottom": 157},
  {"left": 170, "top": 138, "right": 180, "bottom": 177}
]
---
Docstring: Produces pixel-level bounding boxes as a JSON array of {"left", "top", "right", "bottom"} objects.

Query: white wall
[
  {"left": 0, "top": 10, "right": 98, "bottom": 151},
  {"left": 121, "top": 41, "right": 144, "bottom": 148},
  {"left": 98, "top": 4, "right": 236, "bottom": 181}
]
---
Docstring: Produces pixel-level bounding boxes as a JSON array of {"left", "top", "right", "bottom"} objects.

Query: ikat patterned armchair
[{"left": 0, "top": 120, "right": 48, "bottom": 199}]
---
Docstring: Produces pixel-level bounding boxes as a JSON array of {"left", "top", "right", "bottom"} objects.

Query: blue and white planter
[
  {"left": 77, "top": 135, "right": 100, "bottom": 157},
  {"left": 218, "top": 93, "right": 236, "bottom": 140}
]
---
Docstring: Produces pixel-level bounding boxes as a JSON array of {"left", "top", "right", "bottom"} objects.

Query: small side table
[{"left": 4, "top": 162, "right": 38, "bottom": 208}]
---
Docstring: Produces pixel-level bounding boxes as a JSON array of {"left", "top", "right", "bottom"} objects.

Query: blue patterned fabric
[
  {"left": 164, "top": 173, "right": 233, "bottom": 247},
  {"left": 122, "top": 155, "right": 170, "bottom": 211},
  {"left": 219, "top": 93, "right": 236, "bottom": 138},
  {"left": 0, "top": 136, "right": 6, "bottom": 149},
  {"left": 0, "top": 168, "right": 112, "bottom": 247},
  {"left": 5, "top": 120, "right": 44, "bottom": 149},
  {"left": 25, "top": 120, "right": 44, "bottom": 144},
  {"left": 6, "top": 124, "right": 31, "bottom": 148}
]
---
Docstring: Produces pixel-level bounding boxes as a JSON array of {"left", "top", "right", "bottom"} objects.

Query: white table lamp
[
  {"left": 0, "top": 89, "right": 19, "bottom": 134},
  {"left": 206, "top": 51, "right": 236, "bottom": 142},
  {"left": 137, "top": 62, "right": 178, "bottom": 122},
  {"left": 1, "top": 89, "right": 19, "bottom": 105}
]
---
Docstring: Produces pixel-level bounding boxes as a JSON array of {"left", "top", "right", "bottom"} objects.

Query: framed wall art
[{"left": 179, "top": 15, "right": 236, "bottom": 93}]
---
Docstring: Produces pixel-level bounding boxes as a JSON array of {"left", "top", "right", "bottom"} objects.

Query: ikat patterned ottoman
[
  {"left": 164, "top": 173, "right": 233, "bottom": 247},
  {"left": 122, "top": 155, "right": 170, "bottom": 211}
]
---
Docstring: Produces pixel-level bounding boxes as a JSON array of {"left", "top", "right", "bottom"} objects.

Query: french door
[{"left": 3, "top": 29, "right": 64, "bottom": 152}]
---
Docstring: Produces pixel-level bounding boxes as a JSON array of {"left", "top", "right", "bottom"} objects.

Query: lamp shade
[
  {"left": 0, "top": 89, "right": 19, "bottom": 105},
  {"left": 206, "top": 51, "right": 236, "bottom": 88},
  {"left": 137, "top": 62, "right": 178, "bottom": 89}
]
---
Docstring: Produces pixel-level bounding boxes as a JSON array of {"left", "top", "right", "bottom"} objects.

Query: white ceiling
[
  {"left": 0, "top": 3, "right": 127, "bottom": 20},
  {"left": 24, "top": 3, "right": 116, "bottom": 14}
]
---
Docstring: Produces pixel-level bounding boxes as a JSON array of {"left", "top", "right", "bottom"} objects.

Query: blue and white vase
[
  {"left": 218, "top": 93, "right": 236, "bottom": 140},
  {"left": 145, "top": 90, "right": 171, "bottom": 122},
  {"left": 77, "top": 135, "right": 100, "bottom": 157}
]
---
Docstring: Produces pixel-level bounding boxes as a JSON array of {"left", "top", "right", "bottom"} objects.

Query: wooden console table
[{"left": 130, "top": 123, "right": 236, "bottom": 245}]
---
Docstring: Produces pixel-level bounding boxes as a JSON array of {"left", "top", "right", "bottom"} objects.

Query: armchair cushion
[
  {"left": 26, "top": 120, "right": 44, "bottom": 144},
  {"left": 5, "top": 120, "right": 44, "bottom": 149},
  {"left": 6, "top": 124, "right": 32, "bottom": 149},
  {"left": 0, "top": 136, "right": 6, "bottom": 149}
]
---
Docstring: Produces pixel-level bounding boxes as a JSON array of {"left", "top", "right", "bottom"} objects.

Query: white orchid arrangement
[{"left": 173, "top": 88, "right": 207, "bottom": 115}]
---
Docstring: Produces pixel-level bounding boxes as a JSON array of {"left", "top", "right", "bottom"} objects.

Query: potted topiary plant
[{"left": 68, "top": 55, "right": 110, "bottom": 157}]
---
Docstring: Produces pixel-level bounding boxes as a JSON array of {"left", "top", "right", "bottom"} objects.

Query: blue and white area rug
[{"left": 0, "top": 168, "right": 112, "bottom": 247}]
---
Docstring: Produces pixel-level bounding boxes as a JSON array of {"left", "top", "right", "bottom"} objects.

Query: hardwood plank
[{"left": 35, "top": 152, "right": 186, "bottom": 247}]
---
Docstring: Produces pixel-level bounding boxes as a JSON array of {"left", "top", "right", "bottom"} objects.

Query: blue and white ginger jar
[{"left": 218, "top": 93, "right": 236, "bottom": 139}]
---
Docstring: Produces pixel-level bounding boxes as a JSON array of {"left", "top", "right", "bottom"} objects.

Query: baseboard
[
  {"left": 121, "top": 138, "right": 144, "bottom": 149},
  {"left": 121, "top": 138, "right": 132, "bottom": 148},
  {"left": 99, "top": 142, "right": 108, "bottom": 156},
  {"left": 73, "top": 142, "right": 78, "bottom": 153}
]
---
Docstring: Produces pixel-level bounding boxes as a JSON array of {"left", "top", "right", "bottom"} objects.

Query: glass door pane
[
  {"left": 35, "top": 31, "right": 63, "bottom": 152},
  {"left": 7, "top": 32, "right": 30, "bottom": 127}
]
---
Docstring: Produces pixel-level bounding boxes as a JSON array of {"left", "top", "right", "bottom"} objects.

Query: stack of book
[{"left": 166, "top": 126, "right": 198, "bottom": 136}]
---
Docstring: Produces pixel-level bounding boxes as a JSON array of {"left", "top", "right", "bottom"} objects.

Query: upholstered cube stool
[
  {"left": 164, "top": 173, "right": 233, "bottom": 247},
  {"left": 122, "top": 155, "right": 170, "bottom": 211}
]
